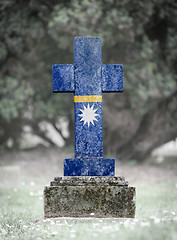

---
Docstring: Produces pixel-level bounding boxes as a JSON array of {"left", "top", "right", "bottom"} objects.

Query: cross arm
[
  {"left": 102, "top": 64, "right": 123, "bottom": 92},
  {"left": 53, "top": 64, "right": 75, "bottom": 92}
]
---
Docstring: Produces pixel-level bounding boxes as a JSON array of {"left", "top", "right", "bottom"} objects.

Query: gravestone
[{"left": 44, "top": 37, "right": 136, "bottom": 218}]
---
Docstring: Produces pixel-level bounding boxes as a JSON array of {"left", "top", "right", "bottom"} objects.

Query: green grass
[{"left": 0, "top": 180, "right": 177, "bottom": 240}]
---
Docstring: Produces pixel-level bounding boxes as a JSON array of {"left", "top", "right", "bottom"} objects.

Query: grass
[
  {"left": 0, "top": 179, "right": 177, "bottom": 240},
  {"left": 0, "top": 147, "right": 177, "bottom": 239}
]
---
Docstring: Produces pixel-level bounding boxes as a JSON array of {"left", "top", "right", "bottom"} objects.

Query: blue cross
[{"left": 53, "top": 37, "right": 123, "bottom": 176}]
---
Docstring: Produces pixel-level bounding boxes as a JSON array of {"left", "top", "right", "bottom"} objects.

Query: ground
[{"left": 0, "top": 147, "right": 177, "bottom": 240}]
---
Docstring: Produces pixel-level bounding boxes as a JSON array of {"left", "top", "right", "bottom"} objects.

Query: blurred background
[
  {"left": 1, "top": 2, "right": 177, "bottom": 237},
  {"left": 0, "top": 0, "right": 177, "bottom": 165}
]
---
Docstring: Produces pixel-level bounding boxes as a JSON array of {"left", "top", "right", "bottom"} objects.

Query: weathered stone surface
[
  {"left": 44, "top": 176, "right": 136, "bottom": 218},
  {"left": 51, "top": 176, "right": 128, "bottom": 186}
]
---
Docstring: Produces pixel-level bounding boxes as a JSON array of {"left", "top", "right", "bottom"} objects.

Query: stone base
[{"left": 44, "top": 176, "right": 136, "bottom": 218}]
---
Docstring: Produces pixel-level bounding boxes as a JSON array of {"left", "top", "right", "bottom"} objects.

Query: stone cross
[{"left": 53, "top": 37, "right": 123, "bottom": 176}]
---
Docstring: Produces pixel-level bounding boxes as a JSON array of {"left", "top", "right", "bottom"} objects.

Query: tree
[{"left": 0, "top": 0, "right": 176, "bottom": 161}]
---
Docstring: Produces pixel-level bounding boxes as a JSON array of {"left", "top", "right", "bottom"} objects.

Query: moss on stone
[{"left": 44, "top": 177, "right": 136, "bottom": 218}]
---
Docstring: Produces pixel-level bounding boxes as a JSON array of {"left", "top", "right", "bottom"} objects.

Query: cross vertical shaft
[{"left": 74, "top": 37, "right": 103, "bottom": 159}]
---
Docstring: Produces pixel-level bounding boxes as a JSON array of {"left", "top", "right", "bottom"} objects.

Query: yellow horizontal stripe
[{"left": 74, "top": 95, "right": 102, "bottom": 102}]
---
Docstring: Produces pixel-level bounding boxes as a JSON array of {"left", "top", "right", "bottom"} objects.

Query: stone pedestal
[{"left": 44, "top": 176, "right": 136, "bottom": 218}]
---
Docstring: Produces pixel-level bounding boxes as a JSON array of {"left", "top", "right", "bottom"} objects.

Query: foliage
[{"left": 0, "top": 0, "right": 176, "bottom": 159}]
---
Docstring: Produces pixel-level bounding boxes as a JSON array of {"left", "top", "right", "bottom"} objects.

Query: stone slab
[
  {"left": 64, "top": 159, "right": 115, "bottom": 176},
  {"left": 44, "top": 176, "right": 136, "bottom": 218},
  {"left": 51, "top": 176, "right": 128, "bottom": 186}
]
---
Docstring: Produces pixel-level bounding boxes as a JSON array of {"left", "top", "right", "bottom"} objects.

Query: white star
[{"left": 78, "top": 103, "right": 99, "bottom": 127}]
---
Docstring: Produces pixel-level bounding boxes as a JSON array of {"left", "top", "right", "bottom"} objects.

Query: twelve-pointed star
[{"left": 78, "top": 103, "right": 99, "bottom": 127}]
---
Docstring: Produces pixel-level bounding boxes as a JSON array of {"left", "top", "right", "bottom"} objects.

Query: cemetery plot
[{"left": 0, "top": 148, "right": 177, "bottom": 240}]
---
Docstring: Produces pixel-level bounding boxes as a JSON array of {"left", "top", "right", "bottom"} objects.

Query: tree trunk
[{"left": 103, "top": 90, "right": 177, "bottom": 161}]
